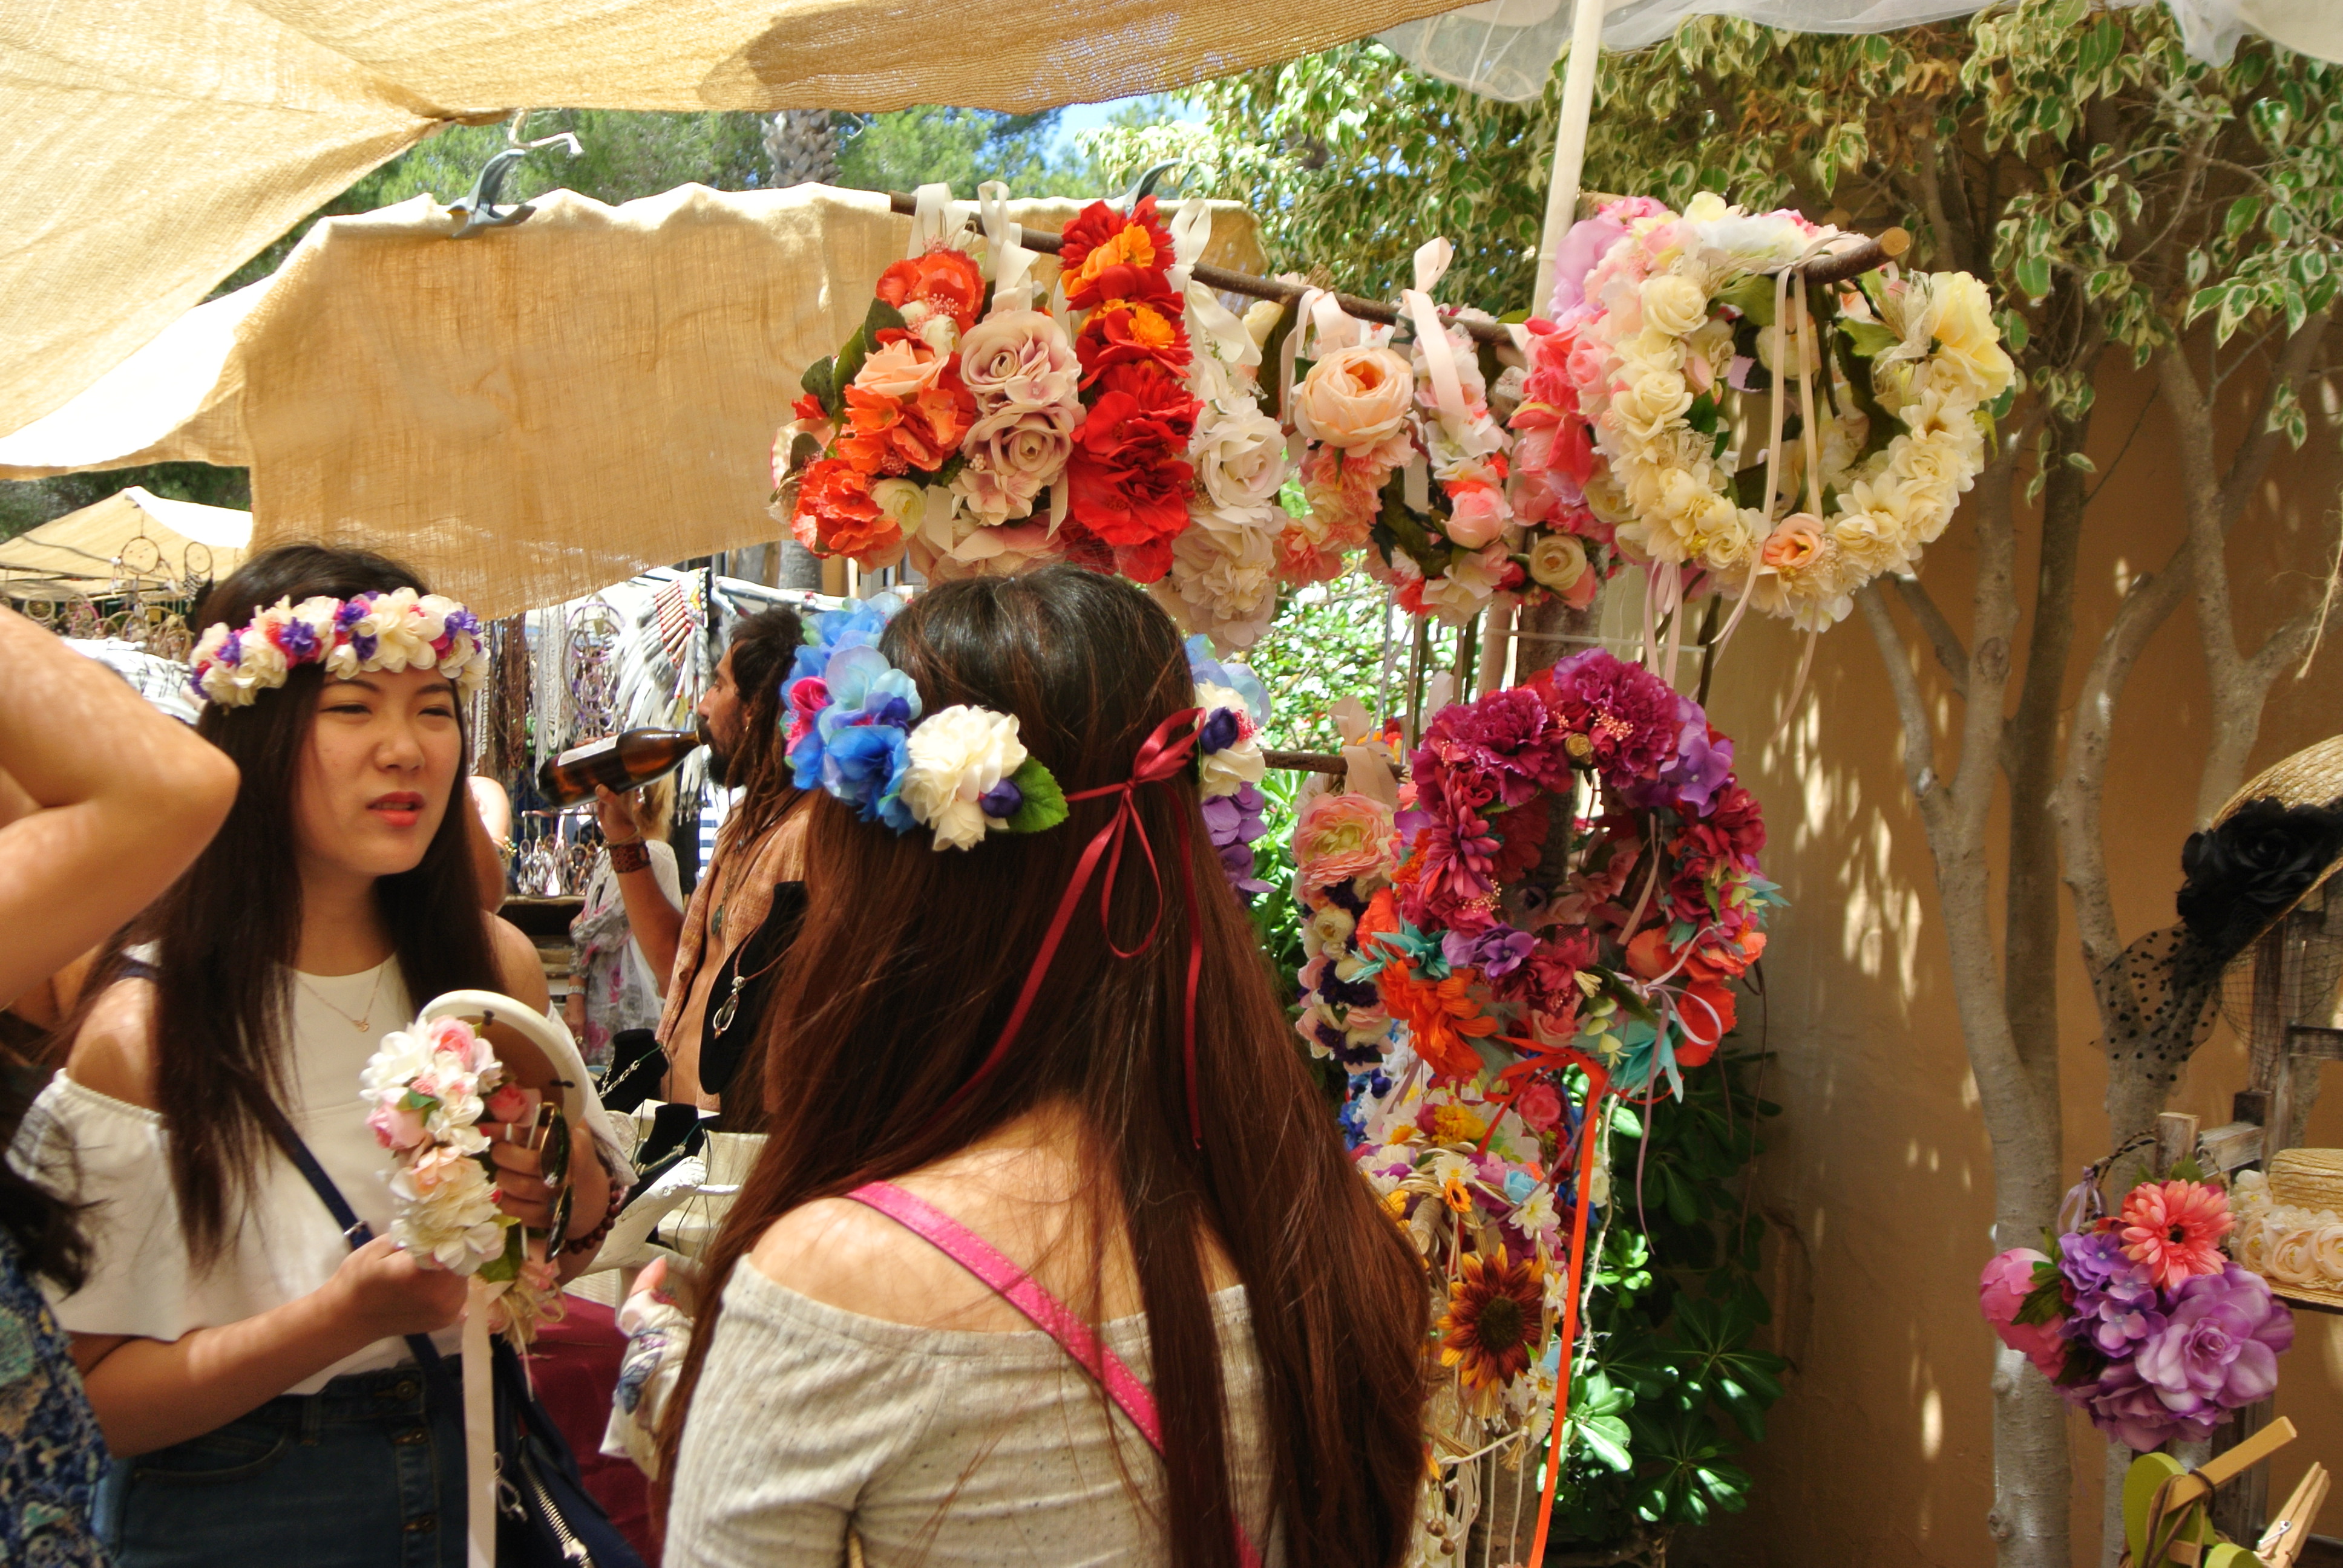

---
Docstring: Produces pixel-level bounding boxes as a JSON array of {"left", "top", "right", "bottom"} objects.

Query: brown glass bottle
[{"left": 537, "top": 728, "right": 701, "bottom": 806}]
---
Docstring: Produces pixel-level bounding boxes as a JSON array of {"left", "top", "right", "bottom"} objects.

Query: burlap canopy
[
  {"left": 0, "top": 185, "right": 1266, "bottom": 618},
  {"left": 0, "top": 0, "right": 1460, "bottom": 443}
]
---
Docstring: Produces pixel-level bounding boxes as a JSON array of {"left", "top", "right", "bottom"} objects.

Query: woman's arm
[
  {"left": 479, "top": 917, "right": 613, "bottom": 1262},
  {"left": 0, "top": 607, "right": 239, "bottom": 1008},
  {"left": 71, "top": 1236, "right": 469, "bottom": 1457},
  {"left": 594, "top": 786, "right": 684, "bottom": 993}
]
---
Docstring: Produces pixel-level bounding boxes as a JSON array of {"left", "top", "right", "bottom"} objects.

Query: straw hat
[{"left": 2236, "top": 1149, "right": 2343, "bottom": 1312}]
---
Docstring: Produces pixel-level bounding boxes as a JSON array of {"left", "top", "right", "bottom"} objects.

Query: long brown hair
[
  {"left": 88, "top": 543, "right": 502, "bottom": 1263},
  {"left": 660, "top": 567, "right": 1427, "bottom": 1567},
  {"left": 712, "top": 606, "right": 805, "bottom": 851}
]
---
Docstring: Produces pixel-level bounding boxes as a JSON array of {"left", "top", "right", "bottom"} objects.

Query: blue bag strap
[{"left": 252, "top": 1071, "right": 450, "bottom": 1379}]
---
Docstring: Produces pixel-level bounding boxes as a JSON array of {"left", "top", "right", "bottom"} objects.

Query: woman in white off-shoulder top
[
  {"left": 13, "top": 544, "right": 615, "bottom": 1568},
  {"left": 653, "top": 567, "right": 1430, "bottom": 1568}
]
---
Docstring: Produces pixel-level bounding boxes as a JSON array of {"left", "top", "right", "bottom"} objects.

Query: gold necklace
[{"left": 300, "top": 962, "right": 387, "bottom": 1034}]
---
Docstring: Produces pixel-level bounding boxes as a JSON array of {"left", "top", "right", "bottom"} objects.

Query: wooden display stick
[
  {"left": 2155, "top": 1110, "right": 2200, "bottom": 1176},
  {"left": 2164, "top": 1417, "right": 2298, "bottom": 1512},
  {"left": 879, "top": 192, "right": 1908, "bottom": 348},
  {"left": 2258, "top": 1463, "right": 2330, "bottom": 1568}
]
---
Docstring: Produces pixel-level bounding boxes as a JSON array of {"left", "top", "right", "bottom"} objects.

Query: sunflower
[{"left": 1437, "top": 1247, "right": 1546, "bottom": 1392}]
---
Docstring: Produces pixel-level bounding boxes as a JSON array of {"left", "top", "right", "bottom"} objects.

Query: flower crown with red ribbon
[{"left": 778, "top": 596, "right": 1271, "bottom": 1145}]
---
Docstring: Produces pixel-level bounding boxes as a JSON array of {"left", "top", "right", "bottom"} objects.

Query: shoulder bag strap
[
  {"left": 846, "top": 1180, "right": 1262, "bottom": 1567},
  {"left": 258, "top": 1103, "right": 449, "bottom": 1379}
]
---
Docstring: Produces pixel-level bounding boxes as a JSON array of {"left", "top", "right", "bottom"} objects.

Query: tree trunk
[{"left": 765, "top": 111, "right": 840, "bottom": 190}]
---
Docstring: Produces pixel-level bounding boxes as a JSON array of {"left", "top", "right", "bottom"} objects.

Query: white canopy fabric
[
  {"left": 0, "top": 185, "right": 1266, "bottom": 620},
  {"left": 1384, "top": 0, "right": 2339, "bottom": 103},
  {"left": 0, "top": 0, "right": 1464, "bottom": 445},
  {"left": 0, "top": 486, "right": 251, "bottom": 598}
]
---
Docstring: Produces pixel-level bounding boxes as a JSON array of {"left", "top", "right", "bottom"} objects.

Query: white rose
[
  {"left": 1193, "top": 403, "right": 1289, "bottom": 511},
  {"left": 1528, "top": 532, "right": 1589, "bottom": 593},
  {"left": 1165, "top": 508, "right": 1281, "bottom": 653},
  {"left": 2268, "top": 1228, "right": 2321, "bottom": 1286},
  {"left": 899, "top": 705, "right": 1028, "bottom": 851},
  {"left": 1306, "top": 904, "right": 1357, "bottom": 952},
  {"left": 1640, "top": 275, "right": 1710, "bottom": 338}
]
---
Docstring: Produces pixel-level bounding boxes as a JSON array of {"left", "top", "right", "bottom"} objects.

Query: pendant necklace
[{"left": 301, "top": 961, "right": 388, "bottom": 1034}]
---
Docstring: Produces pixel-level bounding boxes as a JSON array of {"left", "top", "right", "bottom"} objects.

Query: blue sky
[{"left": 1049, "top": 94, "right": 1203, "bottom": 155}]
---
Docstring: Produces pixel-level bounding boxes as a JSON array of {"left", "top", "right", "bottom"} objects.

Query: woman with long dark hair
[
  {"left": 15, "top": 544, "right": 617, "bottom": 1566},
  {"left": 0, "top": 601, "right": 241, "bottom": 1565},
  {"left": 659, "top": 567, "right": 1427, "bottom": 1567}
]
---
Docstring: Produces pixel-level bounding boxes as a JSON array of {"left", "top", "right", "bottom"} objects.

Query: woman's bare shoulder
[
  {"left": 62, "top": 976, "right": 159, "bottom": 1109},
  {"left": 484, "top": 915, "right": 552, "bottom": 1012},
  {"left": 747, "top": 1192, "right": 1027, "bottom": 1333}
]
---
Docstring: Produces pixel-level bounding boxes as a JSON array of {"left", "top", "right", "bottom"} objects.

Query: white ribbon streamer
[
  {"left": 464, "top": 1276, "right": 495, "bottom": 1568},
  {"left": 1170, "top": 198, "right": 1259, "bottom": 371},
  {"left": 907, "top": 182, "right": 971, "bottom": 258},
  {"left": 1401, "top": 238, "right": 1469, "bottom": 435},
  {"left": 975, "top": 180, "right": 1034, "bottom": 311}
]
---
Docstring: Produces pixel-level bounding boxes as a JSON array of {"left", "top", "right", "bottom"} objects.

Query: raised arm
[
  {"left": 594, "top": 786, "right": 684, "bottom": 992},
  {"left": 0, "top": 606, "right": 238, "bottom": 1008}
]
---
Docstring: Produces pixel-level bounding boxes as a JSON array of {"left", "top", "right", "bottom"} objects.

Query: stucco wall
[{"left": 1680, "top": 355, "right": 2343, "bottom": 1564}]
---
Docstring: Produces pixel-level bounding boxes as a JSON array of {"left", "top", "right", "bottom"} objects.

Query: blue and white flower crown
[
  {"left": 188, "top": 588, "right": 490, "bottom": 709},
  {"left": 778, "top": 593, "right": 1268, "bottom": 854}
]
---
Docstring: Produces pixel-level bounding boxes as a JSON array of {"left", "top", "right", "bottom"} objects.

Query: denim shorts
[{"left": 94, "top": 1361, "right": 468, "bottom": 1568}]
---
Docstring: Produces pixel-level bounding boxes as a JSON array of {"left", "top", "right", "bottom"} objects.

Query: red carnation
[
  {"left": 1057, "top": 196, "right": 1176, "bottom": 310},
  {"left": 1076, "top": 296, "right": 1191, "bottom": 385},
  {"left": 1065, "top": 364, "right": 1201, "bottom": 549}
]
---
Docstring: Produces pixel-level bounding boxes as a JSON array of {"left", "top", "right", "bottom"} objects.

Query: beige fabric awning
[
  {"left": 0, "top": 486, "right": 251, "bottom": 598},
  {"left": 0, "top": 0, "right": 1462, "bottom": 443},
  {"left": 0, "top": 185, "right": 1265, "bottom": 619}
]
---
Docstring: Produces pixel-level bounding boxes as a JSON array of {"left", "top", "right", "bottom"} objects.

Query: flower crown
[
  {"left": 778, "top": 595, "right": 1268, "bottom": 853},
  {"left": 189, "top": 587, "right": 491, "bottom": 709}
]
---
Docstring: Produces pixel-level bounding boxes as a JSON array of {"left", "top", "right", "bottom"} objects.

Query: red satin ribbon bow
[{"left": 942, "top": 708, "right": 1211, "bottom": 1145}]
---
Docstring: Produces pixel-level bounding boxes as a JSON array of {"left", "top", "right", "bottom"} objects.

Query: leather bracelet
[{"left": 609, "top": 839, "right": 651, "bottom": 874}]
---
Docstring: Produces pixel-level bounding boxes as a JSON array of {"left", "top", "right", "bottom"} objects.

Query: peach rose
[
  {"left": 1294, "top": 345, "right": 1415, "bottom": 454},
  {"left": 1295, "top": 791, "right": 1398, "bottom": 895},
  {"left": 1443, "top": 482, "right": 1510, "bottom": 548},
  {"left": 853, "top": 335, "right": 950, "bottom": 401},
  {"left": 957, "top": 310, "right": 1080, "bottom": 416},
  {"left": 1760, "top": 513, "right": 1830, "bottom": 577}
]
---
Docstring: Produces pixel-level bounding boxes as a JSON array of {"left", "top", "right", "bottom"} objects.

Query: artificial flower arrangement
[
  {"left": 359, "top": 1013, "right": 562, "bottom": 1344},
  {"left": 776, "top": 593, "right": 1270, "bottom": 882},
  {"left": 775, "top": 188, "right": 1299, "bottom": 655},
  {"left": 1513, "top": 193, "right": 2016, "bottom": 635},
  {"left": 1286, "top": 653, "right": 1776, "bottom": 1559},
  {"left": 1979, "top": 1159, "right": 2295, "bottom": 1451},
  {"left": 188, "top": 587, "right": 490, "bottom": 708}
]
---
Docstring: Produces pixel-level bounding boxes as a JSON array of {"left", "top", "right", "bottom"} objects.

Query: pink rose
[
  {"left": 483, "top": 1083, "right": 533, "bottom": 1125},
  {"left": 1515, "top": 1082, "right": 1562, "bottom": 1132},
  {"left": 1444, "top": 481, "right": 1511, "bottom": 548},
  {"left": 1979, "top": 1247, "right": 2068, "bottom": 1380},
  {"left": 1294, "top": 792, "right": 1398, "bottom": 894},
  {"left": 368, "top": 1101, "right": 428, "bottom": 1151},
  {"left": 955, "top": 404, "right": 1076, "bottom": 525},
  {"left": 958, "top": 310, "right": 1081, "bottom": 416},
  {"left": 1760, "top": 513, "right": 1829, "bottom": 576}
]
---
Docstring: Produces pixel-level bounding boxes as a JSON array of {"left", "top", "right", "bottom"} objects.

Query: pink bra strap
[{"left": 845, "top": 1181, "right": 1262, "bottom": 1567}]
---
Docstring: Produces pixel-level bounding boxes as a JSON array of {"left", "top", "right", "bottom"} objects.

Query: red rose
[{"left": 1057, "top": 197, "right": 1176, "bottom": 310}]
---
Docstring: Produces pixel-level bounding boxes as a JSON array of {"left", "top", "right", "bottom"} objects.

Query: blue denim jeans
[{"left": 94, "top": 1362, "right": 468, "bottom": 1568}]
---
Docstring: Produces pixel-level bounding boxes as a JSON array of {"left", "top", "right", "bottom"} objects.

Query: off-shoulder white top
[
  {"left": 7, "top": 959, "right": 464, "bottom": 1392},
  {"left": 664, "top": 1265, "right": 1281, "bottom": 1567}
]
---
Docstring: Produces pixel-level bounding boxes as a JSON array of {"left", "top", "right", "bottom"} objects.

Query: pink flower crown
[{"left": 189, "top": 588, "right": 490, "bottom": 709}]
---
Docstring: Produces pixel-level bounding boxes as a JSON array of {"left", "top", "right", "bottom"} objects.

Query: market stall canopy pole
[
  {"left": 0, "top": 186, "right": 1264, "bottom": 621},
  {"left": 0, "top": 0, "right": 1476, "bottom": 443}
]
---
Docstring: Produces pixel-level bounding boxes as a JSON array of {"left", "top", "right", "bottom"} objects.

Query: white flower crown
[{"left": 189, "top": 587, "right": 491, "bottom": 708}]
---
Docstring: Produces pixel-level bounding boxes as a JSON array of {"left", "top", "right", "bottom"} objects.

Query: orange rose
[
  {"left": 876, "top": 249, "right": 986, "bottom": 336},
  {"left": 1294, "top": 345, "right": 1415, "bottom": 457},
  {"left": 793, "top": 459, "right": 904, "bottom": 566}
]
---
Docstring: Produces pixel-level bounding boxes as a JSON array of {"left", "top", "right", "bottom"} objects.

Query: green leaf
[
  {"left": 2224, "top": 195, "right": 2263, "bottom": 241},
  {"left": 863, "top": 296, "right": 909, "bottom": 341},
  {"left": 2014, "top": 254, "right": 2053, "bottom": 301},
  {"left": 799, "top": 354, "right": 838, "bottom": 414},
  {"left": 1003, "top": 757, "right": 1069, "bottom": 834},
  {"left": 833, "top": 327, "right": 871, "bottom": 403},
  {"left": 1839, "top": 319, "right": 1899, "bottom": 359}
]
